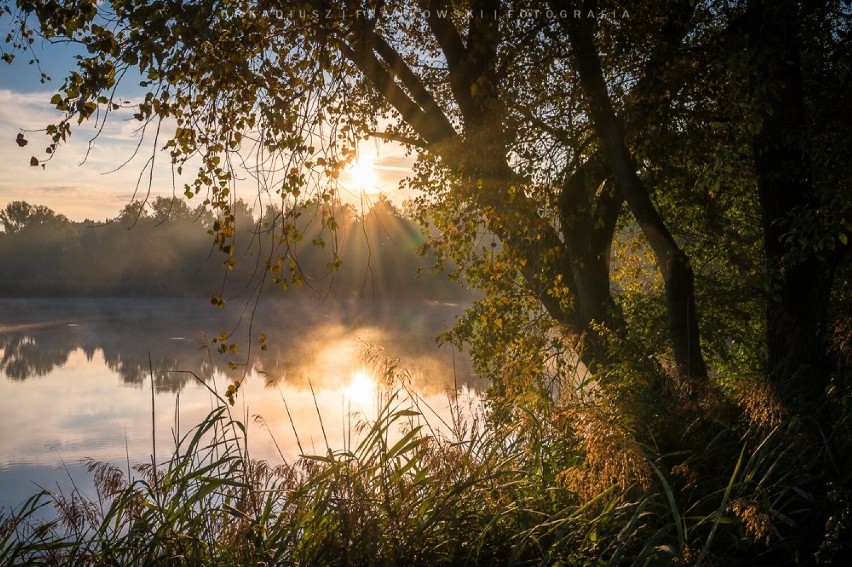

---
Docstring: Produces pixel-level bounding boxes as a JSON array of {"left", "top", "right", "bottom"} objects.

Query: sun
[{"left": 345, "top": 146, "right": 381, "bottom": 194}]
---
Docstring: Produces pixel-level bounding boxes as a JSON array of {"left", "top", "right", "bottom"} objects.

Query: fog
[
  {"left": 0, "top": 296, "right": 481, "bottom": 392},
  {"left": 0, "top": 197, "right": 475, "bottom": 302}
]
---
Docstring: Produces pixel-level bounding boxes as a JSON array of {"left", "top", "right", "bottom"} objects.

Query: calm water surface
[{"left": 0, "top": 297, "right": 480, "bottom": 513}]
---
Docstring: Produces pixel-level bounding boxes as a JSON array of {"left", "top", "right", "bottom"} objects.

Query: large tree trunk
[
  {"left": 747, "top": 0, "right": 835, "bottom": 428},
  {"left": 741, "top": 2, "right": 843, "bottom": 560},
  {"left": 565, "top": 16, "right": 708, "bottom": 380},
  {"left": 344, "top": 3, "right": 623, "bottom": 371},
  {"left": 559, "top": 158, "right": 624, "bottom": 367},
  {"left": 427, "top": 0, "right": 625, "bottom": 370}
]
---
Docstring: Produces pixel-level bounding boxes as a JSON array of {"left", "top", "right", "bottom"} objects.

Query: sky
[{"left": 0, "top": 20, "right": 414, "bottom": 222}]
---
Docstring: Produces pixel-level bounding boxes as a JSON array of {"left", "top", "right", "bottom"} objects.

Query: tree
[
  {"left": 1, "top": 2, "right": 655, "bottom": 374},
  {"left": 4, "top": 0, "right": 848, "bottom": 404},
  {"left": 117, "top": 199, "right": 149, "bottom": 225},
  {"left": 738, "top": 0, "right": 849, "bottom": 432},
  {"left": 149, "top": 195, "right": 195, "bottom": 223},
  {"left": 0, "top": 200, "right": 67, "bottom": 234}
]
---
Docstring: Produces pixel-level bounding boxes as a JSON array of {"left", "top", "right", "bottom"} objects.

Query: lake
[{"left": 0, "top": 297, "right": 481, "bottom": 514}]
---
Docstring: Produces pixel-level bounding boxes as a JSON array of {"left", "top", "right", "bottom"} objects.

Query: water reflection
[
  {"left": 0, "top": 297, "right": 482, "bottom": 512},
  {"left": 0, "top": 297, "right": 477, "bottom": 394}
]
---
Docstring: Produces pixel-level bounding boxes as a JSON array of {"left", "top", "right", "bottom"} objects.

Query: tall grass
[{"left": 1, "top": 358, "right": 849, "bottom": 565}]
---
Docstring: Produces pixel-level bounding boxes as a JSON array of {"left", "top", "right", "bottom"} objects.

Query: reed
[{"left": 1, "top": 359, "right": 849, "bottom": 566}]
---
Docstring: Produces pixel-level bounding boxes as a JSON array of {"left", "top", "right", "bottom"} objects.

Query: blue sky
[
  {"left": 0, "top": 23, "right": 84, "bottom": 91},
  {"left": 0, "top": 16, "right": 161, "bottom": 221}
]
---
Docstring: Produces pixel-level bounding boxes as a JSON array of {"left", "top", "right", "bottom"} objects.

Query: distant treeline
[{"left": 0, "top": 197, "right": 473, "bottom": 301}]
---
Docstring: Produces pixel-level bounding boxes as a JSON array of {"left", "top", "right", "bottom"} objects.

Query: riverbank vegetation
[{"left": 3, "top": 354, "right": 849, "bottom": 565}]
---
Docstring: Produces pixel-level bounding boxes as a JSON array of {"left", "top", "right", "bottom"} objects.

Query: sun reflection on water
[{"left": 345, "top": 369, "right": 376, "bottom": 410}]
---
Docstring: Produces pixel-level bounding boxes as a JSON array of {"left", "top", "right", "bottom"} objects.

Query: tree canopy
[
  {"left": 0, "top": 199, "right": 66, "bottom": 234},
  {"left": 3, "top": 0, "right": 852, "bottom": 562}
]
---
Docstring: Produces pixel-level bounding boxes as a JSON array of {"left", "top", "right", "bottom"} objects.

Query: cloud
[
  {"left": 0, "top": 89, "right": 181, "bottom": 220},
  {"left": 0, "top": 87, "right": 419, "bottom": 222}
]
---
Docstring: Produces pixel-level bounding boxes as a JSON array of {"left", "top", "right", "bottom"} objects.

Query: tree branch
[
  {"left": 367, "top": 130, "right": 427, "bottom": 148},
  {"left": 423, "top": 0, "right": 467, "bottom": 76},
  {"left": 369, "top": 28, "right": 444, "bottom": 116},
  {"left": 339, "top": 23, "right": 458, "bottom": 146}
]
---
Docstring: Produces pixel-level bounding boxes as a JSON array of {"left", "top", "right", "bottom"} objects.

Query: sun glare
[
  {"left": 345, "top": 369, "right": 376, "bottom": 409},
  {"left": 346, "top": 146, "right": 381, "bottom": 194}
]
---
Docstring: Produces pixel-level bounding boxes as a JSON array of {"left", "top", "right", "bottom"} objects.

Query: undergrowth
[{"left": 1, "top": 357, "right": 850, "bottom": 566}]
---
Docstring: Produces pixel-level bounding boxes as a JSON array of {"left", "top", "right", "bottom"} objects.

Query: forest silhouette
[
  {"left": 0, "top": 197, "right": 473, "bottom": 301},
  {"left": 0, "top": 196, "right": 477, "bottom": 396}
]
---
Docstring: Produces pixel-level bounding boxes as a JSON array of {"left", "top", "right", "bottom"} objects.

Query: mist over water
[
  {"left": 0, "top": 297, "right": 481, "bottom": 513},
  {"left": 0, "top": 199, "right": 484, "bottom": 514}
]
